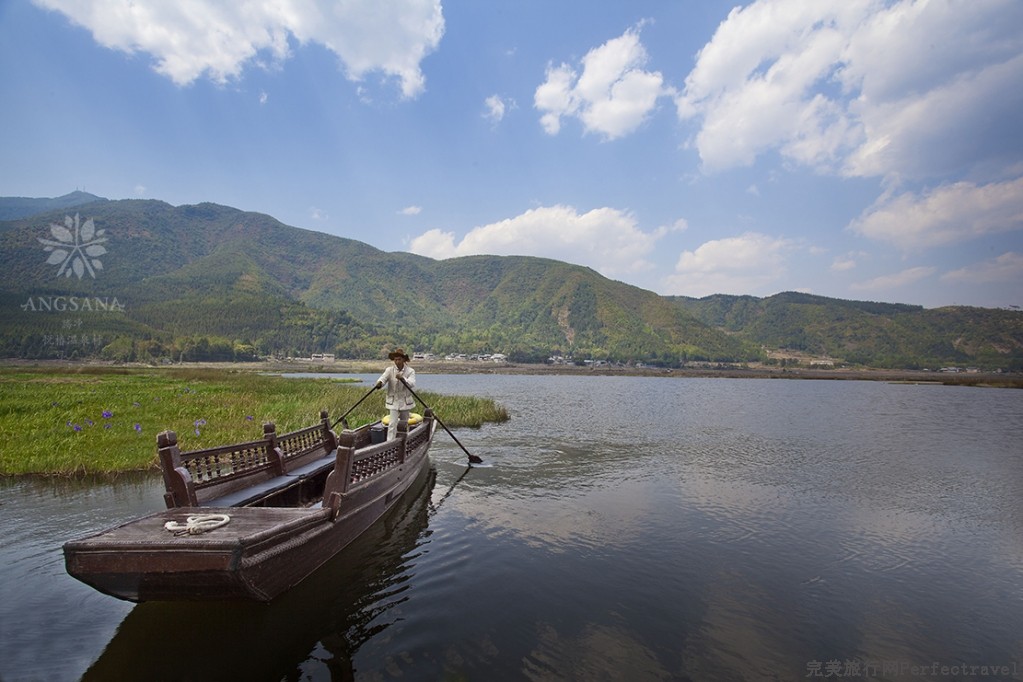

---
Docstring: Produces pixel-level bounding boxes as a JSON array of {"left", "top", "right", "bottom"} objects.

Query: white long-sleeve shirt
[{"left": 376, "top": 365, "right": 416, "bottom": 410}]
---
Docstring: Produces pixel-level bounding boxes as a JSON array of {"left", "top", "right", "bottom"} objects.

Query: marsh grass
[{"left": 0, "top": 367, "right": 508, "bottom": 476}]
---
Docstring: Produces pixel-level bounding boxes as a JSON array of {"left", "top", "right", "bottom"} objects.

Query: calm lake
[{"left": 2, "top": 374, "right": 1021, "bottom": 681}]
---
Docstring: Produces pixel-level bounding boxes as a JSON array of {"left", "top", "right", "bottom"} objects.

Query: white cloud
[
  {"left": 844, "top": 53, "right": 1023, "bottom": 180},
  {"left": 483, "top": 95, "right": 508, "bottom": 124},
  {"left": 408, "top": 205, "right": 662, "bottom": 276},
  {"left": 259, "top": 91, "right": 268, "bottom": 105},
  {"left": 677, "top": 0, "right": 1023, "bottom": 181},
  {"left": 663, "top": 218, "right": 688, "bottom": 233},
  {"left": 677, "top": 0, "right": 866, "bottom": 171},
  {"left": 535, "top": 26, "right": 669, "bottom": 140},
  {"left": 662, "top": 232, "right": 793, "bottom": 297},
  {"left": 942, "top": 252, "right": 1023, "bottom": 284},
  {"left": 831, "top": 255, "right": 857, "bottom": 272},
  {"left": 33, "top": 0, "right": 444, "bottom": 97},
  {"left": 309, "top": 206, "right": 328, "bottom": 221},
  {"left": 851, "top": 266, "right": 936, "bottom": 292},
  {"left": 408, "top": 228, "right": 456, "bottom": 259},
  {"left": 399, "top": 205, "right": 422, "bottom": 216},
  {"left": 848, "top": 177, "right": 1023, "bottom": 250}
]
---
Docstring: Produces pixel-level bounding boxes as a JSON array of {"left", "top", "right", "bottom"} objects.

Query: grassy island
[{"left": 0, "top": 366, "right": 509, "bottom": 476}]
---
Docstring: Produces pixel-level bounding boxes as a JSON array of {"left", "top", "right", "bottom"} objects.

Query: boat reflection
[{"left": 82, "top": 466, "right": 436, "bottom": 681}]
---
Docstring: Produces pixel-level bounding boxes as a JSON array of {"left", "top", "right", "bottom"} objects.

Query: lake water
[{"left": 1, "top": 374, "right": 1021, "bottom": 681}]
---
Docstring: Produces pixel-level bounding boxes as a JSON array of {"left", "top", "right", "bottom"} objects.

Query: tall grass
[{"left": 0, "top": 367, "right": 508, "bottom": 476}]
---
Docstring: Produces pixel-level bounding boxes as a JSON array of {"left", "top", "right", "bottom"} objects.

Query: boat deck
[{"left": 66, "top": 506, "right": 330, "bottom": 553}]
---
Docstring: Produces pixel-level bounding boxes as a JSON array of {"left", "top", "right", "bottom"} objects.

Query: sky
[{"left": 1, "top": 0, "right": 1022, "bottom": 310}]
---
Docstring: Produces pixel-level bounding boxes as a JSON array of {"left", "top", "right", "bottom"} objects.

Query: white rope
[{"left": 164, "top": 513, "right": 231, "bottom": 536}]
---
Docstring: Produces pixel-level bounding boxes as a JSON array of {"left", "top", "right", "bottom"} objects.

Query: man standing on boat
[{"left": 376, "top": 348, "right": 416, "bottom": 441}]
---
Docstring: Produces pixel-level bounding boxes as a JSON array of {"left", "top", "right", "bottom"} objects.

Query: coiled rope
[{"left": 164, "top": 513, "right": 231, "bottom": 536}]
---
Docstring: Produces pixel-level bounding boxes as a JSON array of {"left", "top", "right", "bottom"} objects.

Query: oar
[
  {"left": 399, "top": 377, "right": 483, "bottom": 465},
  {"left": 331, "top": 383, "right": 380, "bottom": 429}
]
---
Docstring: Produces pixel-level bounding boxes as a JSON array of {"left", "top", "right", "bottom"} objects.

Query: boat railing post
[
  {"left": 264, "top": 421, "right": 278, "bottom": 451},
  {"left": 158, "top": 430, "right": 197, "bottom": 508},
  {"left": 336, "top": 431, "right": 357, "bottom": 493},
  {"left": 264, "top": 422, "right": 286, "bottom": 476},
  {"left": 324, "top": 432, "right": 356, "bottom": 520},
  {"left": 320, "top": 409, "right": 339, "bottom": 450}
]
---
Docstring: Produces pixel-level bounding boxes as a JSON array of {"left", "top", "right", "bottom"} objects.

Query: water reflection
[
  {"left": 2, "top": 375, "right": 1022, "bottom": 681},
  {"left": 81, "top": 468, "right": 437, "bottom": 681}
]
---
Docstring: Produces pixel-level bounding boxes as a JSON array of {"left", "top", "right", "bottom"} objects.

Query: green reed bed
[{"left": 0, "top": 366, "right": 509, "bottom": 476}]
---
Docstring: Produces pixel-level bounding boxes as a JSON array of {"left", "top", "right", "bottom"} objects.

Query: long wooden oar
[
  {"left": 400, "top": 378, "right": 483, "bottom": 465},
  {"left": 331, "top": 383, "right": 380, "bottom": 429}
]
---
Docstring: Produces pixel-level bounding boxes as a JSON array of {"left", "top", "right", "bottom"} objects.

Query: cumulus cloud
[
  {"left": 662, "top": 232, "right": 794, "bottom": 297},
  {"left": 848, "top": 178, "right": 1023, "bottom": 250},
  {"left": 851, "top": 266, "right": 937, "bottom": 293},
  {"left": 676, "top": 0, "right": 1023, "bottom": 180},
  {"left": 399, "top": 205, "right": 422, "bottom": 216},
  {"left": 535, "top": 26, "right": 670, "bottom": 140},
  {"left": 408, "top": 205, "right": 662, "bottom": 276},
  {"left": 33, "top": 0, "right": 444, "bottom": 97},
  {"left": 483, "top": 95, "right": 510, "bottom": 124}
]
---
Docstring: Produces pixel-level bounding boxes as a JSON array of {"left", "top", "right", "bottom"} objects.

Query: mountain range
[{"left": 1, "top": 193, "right": 1020, "bottom": 370}]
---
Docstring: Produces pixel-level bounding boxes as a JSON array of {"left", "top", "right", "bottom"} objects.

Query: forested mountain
[
  {"left": 0, "top": 197, "right": 751, "bottom": 364},
  {"left": 673, "top": 292, "right": 1023, "bottom": 369},
  {"left": 1, "top": 195, "right": 1020, "bottom": 369}
]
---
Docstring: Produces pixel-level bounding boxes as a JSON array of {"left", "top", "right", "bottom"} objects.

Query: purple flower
[
  {"left": 86, "top": 419, "right": 94, "bottom": 426},
  {"left": 245, "top": 415, "right": 254, "bottom": 421},
  {"left": 73, "top": 424, "right": 82, "bottom": 432},
  {"left": 102, "top": 410, "right": 113, "bottom": 419},
  {"left": 134, "top": 423, "right": 142, "bottom": 433},
  {"left": 104, "top": 423, "right": 112, "bottom": 429}
]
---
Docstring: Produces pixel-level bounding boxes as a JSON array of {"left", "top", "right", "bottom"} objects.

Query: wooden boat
[
  {"left": 63, "top": 409, "right": 436, "bottom": 602},
  {"left": 80, "top": 467, "right": 437, "bottom": 681}
]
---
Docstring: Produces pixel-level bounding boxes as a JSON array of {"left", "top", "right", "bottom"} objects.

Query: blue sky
[{"left": 2, "top": 0, "right": 1021, "bottom": 309}]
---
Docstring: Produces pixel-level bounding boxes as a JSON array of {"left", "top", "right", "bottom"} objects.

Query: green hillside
[
  {"left": 3, "top": 196, "right": 1020, "bottom": 369},
  {"left": 673, "top": 292, "right": 1023, "bottom": 370},
  {"left": 1, "top": 198, "right": 751, "bottom": 365}
]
